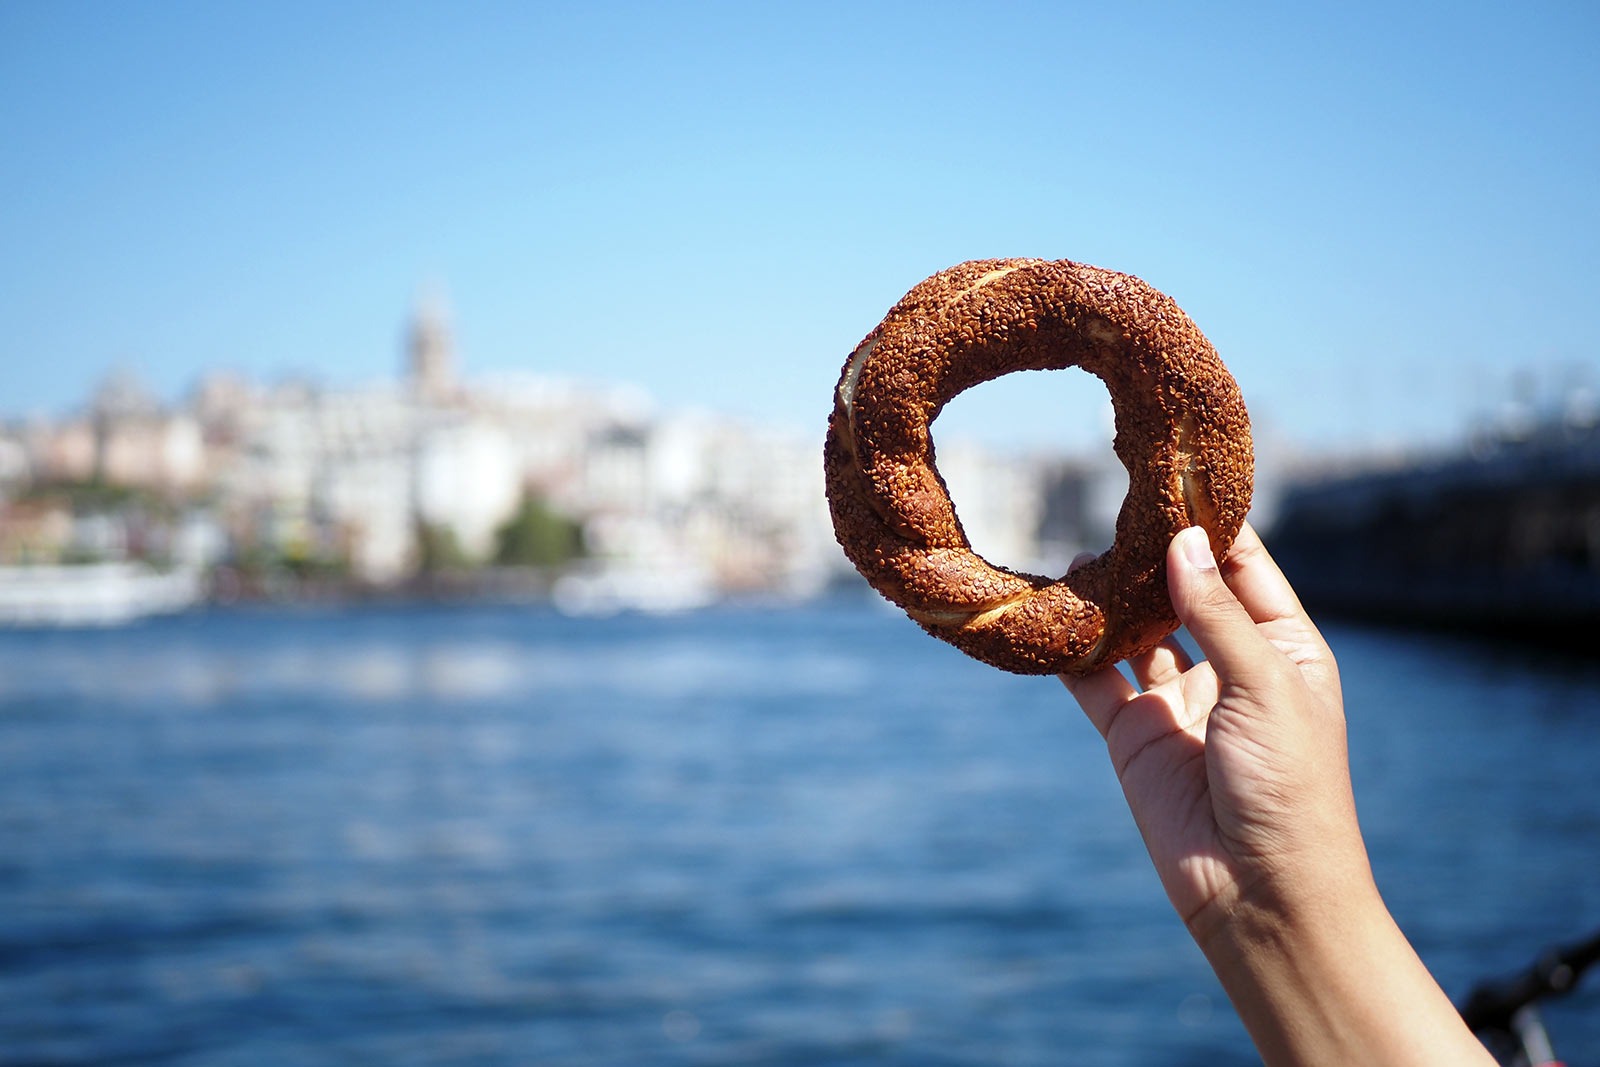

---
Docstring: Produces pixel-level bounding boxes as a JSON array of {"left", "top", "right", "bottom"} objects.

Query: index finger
[
  {"left": 1220, "top": 522, "right": 1312, "bottom": 630},
  {"left": 1219, "top": 521, "right": 1339, "bottom": 687}
]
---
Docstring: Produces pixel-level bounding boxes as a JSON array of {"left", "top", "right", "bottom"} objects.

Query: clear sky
[{"left": 2, "top": 1, "right": 1595, "bottom": 455}]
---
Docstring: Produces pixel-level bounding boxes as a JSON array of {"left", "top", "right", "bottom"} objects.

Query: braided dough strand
[{"left": 823, "top": 258, "right": 1253, "bottom": 675}]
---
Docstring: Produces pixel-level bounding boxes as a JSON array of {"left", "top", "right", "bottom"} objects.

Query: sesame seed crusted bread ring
[{"left": 823, "top": 258, "right": 1253, "bottom": 676}]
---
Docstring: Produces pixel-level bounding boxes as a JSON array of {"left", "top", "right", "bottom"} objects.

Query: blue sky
[{"left": 2, "top": 1, "right": 1595, "bottom": 454}]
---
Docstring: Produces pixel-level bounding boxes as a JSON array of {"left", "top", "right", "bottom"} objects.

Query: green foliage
[
  {"left": 279, "top": 546, "right": 349, "bottom": 580},
  {"left": 20, "top": 478, "right": 178, "bottom": 518},
  {"left": 230, "top": 539, "right": 348, "bottom": 580},
  {"left": 416, "top": 521, "right": 469, "bottom": 573},
  {"left": 494, "top": 495, "right": 583, "bottom": 567},
  {"left": 58, "top": 544, "right": 106, "bottom": 566}
]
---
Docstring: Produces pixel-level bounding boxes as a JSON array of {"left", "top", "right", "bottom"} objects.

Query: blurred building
[
  {"left": 408, "top": 288, "right": 457, "bottom": 404},
  {"left": 415, "top": 420, "right": 521, "bottom": 560},
  {"left": 99, "top": 414, "right": 205, "bottom": 492},
  {"left": 1, "top": 290, "right": 1087, "bottom": 602}
]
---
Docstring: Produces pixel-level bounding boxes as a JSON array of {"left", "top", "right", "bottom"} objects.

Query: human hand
[
  {"left": 1061, "top": 521, "right": 1365, "bottom": 947},
  {"left": 1062, "top": 522, "right": 1496, "bottom": 1065}
]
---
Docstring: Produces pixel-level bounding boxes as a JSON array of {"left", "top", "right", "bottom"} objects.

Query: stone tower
[{"left": 408, "top": 287, "right": 456, "bottom": 402}]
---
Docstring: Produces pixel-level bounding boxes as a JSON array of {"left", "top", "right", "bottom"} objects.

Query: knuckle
[
  {"left": 1218, "top": 536, "right": 1264, "bottom": 576},
  {"left": 1193, "top": 575, "right": 1239, "bottom": 616}
]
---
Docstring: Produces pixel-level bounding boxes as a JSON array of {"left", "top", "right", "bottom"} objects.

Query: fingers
[
  {"left": 1059, "top": 665, "right": 1134, "bottom": 738},
  {"left": 1065, "top": 635, "right": 1195, "bottom": 736},
  {"left": 1129, "top": 634, "right": 1194, "bottom": 692},
  {"left": 1067, "top": 526, "right": 1327, "bottom": 728},
  {"left": 1217, "top": 522, "right": 1313, "bottom": 630},
  {"left": 1167, "top": 526, "right": 1283, "bottom": 689}
]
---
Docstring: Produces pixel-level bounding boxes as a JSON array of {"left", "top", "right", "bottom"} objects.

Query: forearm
[{"left": 1198, "top": 879, "right": 1497, "bottom": 1067}]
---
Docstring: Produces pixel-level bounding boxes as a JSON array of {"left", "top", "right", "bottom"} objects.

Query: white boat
[{"left": 0, "top": 563, "right": 203, "bottom": 627}]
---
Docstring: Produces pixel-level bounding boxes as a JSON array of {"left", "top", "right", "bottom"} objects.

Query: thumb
[{"left": 1168, "top": 526, "right": 1281, "bottom": 688}]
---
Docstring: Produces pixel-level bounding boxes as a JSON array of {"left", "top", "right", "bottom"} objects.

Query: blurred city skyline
[{"left": 3, "top": 2, "right": 1597, "bottom": 454}]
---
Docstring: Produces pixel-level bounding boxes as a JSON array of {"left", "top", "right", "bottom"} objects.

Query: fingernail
[{"left": 1178, "top": 527, "right": 1216, "bottom": 571}]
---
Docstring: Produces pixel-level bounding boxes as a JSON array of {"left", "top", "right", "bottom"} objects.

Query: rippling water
[{"left": 1, "top": 601, "right": 1597, "bottom": 1065}]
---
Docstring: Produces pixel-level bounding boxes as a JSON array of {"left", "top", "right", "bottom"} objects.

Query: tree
[
  {"left": 416, "top": 521, "right": 468, "bottom": 573},
  {"left": 493, "top": 494, "right": 583, "bottom": 567}
]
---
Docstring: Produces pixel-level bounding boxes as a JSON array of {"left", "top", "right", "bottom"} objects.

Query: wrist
[
  {"left": 1196, "top": 877, "right": 1494, "bottom": 1066},
  {"left": 1184, "top": 832, "right": 1378, "bottom": 958}
]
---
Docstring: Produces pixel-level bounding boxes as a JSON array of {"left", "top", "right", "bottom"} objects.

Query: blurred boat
[
  {"left": 1268, "top": 407, "right": 1600, "bottom": 646},
  {"left": 0, "top": 563, "right": 202, "bottom": 627}
]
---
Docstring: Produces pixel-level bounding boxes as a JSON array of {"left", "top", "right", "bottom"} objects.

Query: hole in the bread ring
[{"left": 931, "top": 367, "right": 1129, "bottom": 578}]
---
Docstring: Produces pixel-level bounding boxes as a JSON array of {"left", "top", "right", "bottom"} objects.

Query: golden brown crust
[{"left": 823, "top": 258, "right": 1253, "bottom": 675}]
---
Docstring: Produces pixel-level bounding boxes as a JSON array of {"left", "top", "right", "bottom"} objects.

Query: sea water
[{"left": 1, "top": 601, "right": 1597, "bottom": 1065}]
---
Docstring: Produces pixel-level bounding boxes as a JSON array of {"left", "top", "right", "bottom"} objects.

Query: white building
[
  {"left": 12, "top": 288, "right": 1075, "bottom": 599},
  {"left": 414, "top": 419, "right": 521, "bottom": 561}
]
